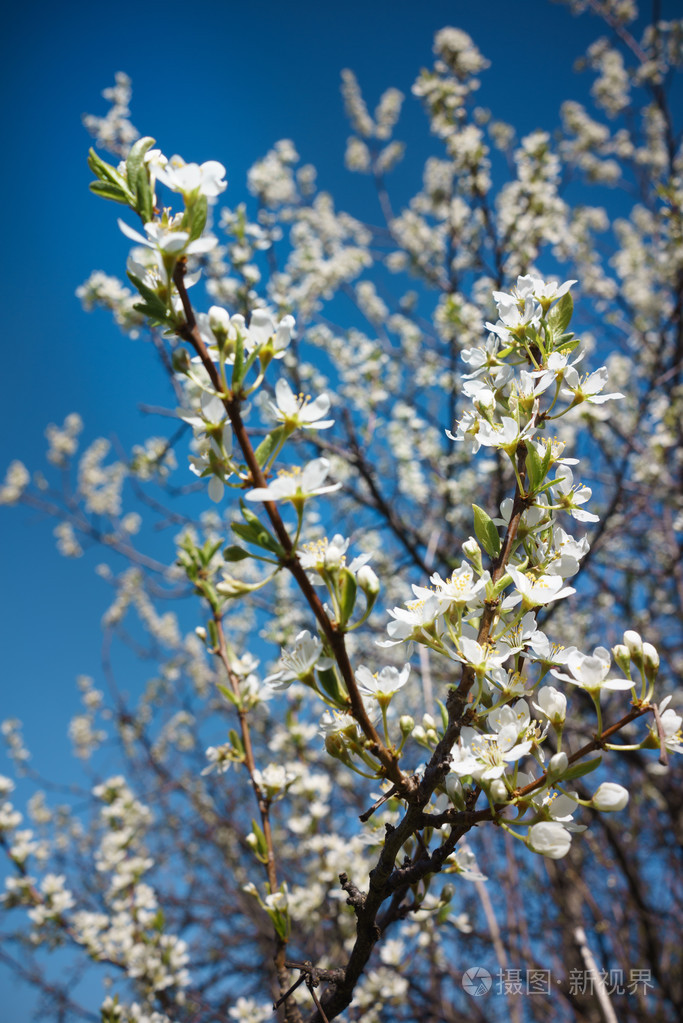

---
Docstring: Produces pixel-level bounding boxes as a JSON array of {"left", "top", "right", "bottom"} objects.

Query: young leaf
[
  {"left": 562, "top": 756, "right": 602, "bottom": 781},
  {"left": 472, "top": 504, "right": 501, "bottom": 558},
  {"left": 125, "top": 136, "right": 156, "bottom": 203},
  {"left": 548, "top": 292, "right": 573, "bottom": 337},
  {"left": 89, "top": 181, "right": 130, "bottom": 205},
  {"left": 254, "top": 428, "right": 285, "bottom": 469}
]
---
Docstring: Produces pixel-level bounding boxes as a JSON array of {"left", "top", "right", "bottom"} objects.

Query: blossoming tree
[{"left": 1, "top": 2, "right": 682, "bottom": 1022}]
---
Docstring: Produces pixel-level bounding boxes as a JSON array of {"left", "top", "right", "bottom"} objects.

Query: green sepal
[
  {"left": 547, "top": 291, "right": 573, "bottom": 337},
  {"left": 561, "top": 755, "right": 602, "bottom": 781},
  {"left": 223, "top": 545, "right": 250, "bottom": 562},
  {"left": 254, "top": 427, "right": 285, "bottom": 469},
  {"left": 88, "top": 180, "right": 130, "bottom": 205},
  {"left": 472, "top": 504, "right": 501, "bottom": 559}
]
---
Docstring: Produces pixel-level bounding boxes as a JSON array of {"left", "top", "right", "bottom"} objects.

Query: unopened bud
[
  {"left": 642, "top": 642, "right": 659, "bottom": 680},
  {"left": 612, "top": 643, "right": 631, "bottom": 676},
  {"left": 547, "top": 751, "right": 569, "bottom": 780},
  {"left": 623, "top": 631, "right": 643, "bottom": 668},
  {"left": 195, "top": 626, "right": 207, "bottom": 642},
  {"left": 591, "top": 782, "right": 629, "bottom": 812},
  {"left": 489, "top": 779, "right": 507, "bottom": 803},
  {"left": 462, "top": 537, "right": 483, "bottom": 574},
  {"left": 357, "top": 565, "right": 380, "bottom": 596},
  {"left": 445, "top": 773, "right": 465, "bottom": 809},
  {"left": 172, "top": 347, "right": 191, "bottom": 374},
  {"left": 209, "top": 305, "right": 231, "bottom": 338},
  {"left": 399, "top": 715, "right": 415, "bottom": 736}
]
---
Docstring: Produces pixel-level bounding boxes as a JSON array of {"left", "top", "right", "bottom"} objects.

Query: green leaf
[
  {"left": 223, "top": 545, "right": 250, "bottom": 562},
  {"left": 548, "top": 292, "right": 573, "bottom": 336},
  {"left": 472, "top": 504, "right": 501, "bottom": 558},
  {"left": 562, "top": 756, "right": 602, "bottom": 781},
  {"left": 216, "top": 682, "right": 240, "bottom": 707},
  {"left": 337, "top": 567, "right": 357, "bottom": 627},
  {"left": 127, "top": 272, "right": 169, "bottom": 320},
  {"left": 132, "top": 302, "right": 170, "bottom": 324},
  {"left": 317, "top": 666, "right": 347, "bottom": 706},
  {"left": 125, "top": 136, "right": 156, "bottom": 203},
  {"left": 185, "top": 194, "right": 208, "bottom": 241},
  {"left": 231, "top": 329, "right": 245, "bottom": 391},
  {"left": 524, "top": 441, "right": 544, "bottom": 492},
  {"left": 231, "top": 519, "right": 283, "bottom": 556},
  {"left": 132, "top": 163, "right": 154, "bottom": 223},
  {"left": 88, "top": 180, "right": 130, "bottom": 205},
  {"left": 88, "top": 148, "right": 127, "bottom": 188},
  {"left": 436, "top": 699, "right": 448, "bottom": 731},
  {"left": 253, "top": 428, "right": 284, "bottom": 469}
]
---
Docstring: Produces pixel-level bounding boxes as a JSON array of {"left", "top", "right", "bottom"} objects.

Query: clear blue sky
[
  {"left": 0, "top": 0, "right": 674, "bottom": 1015},
  {"left": 1, "top": 0, "right": 610, "bottom": 775}
]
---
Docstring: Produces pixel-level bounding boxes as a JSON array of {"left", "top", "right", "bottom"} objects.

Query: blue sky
[
  {"left": 1, "top": 0, "right": 611, "bottom": 775},
  {"left": 1, "top": 0, "right": 677, "bottom": 1015}
]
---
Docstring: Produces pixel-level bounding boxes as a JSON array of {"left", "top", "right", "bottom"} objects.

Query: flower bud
[
  {"left": 489, "top": 779, "right": 508, "bottom": 803},
  {"left": 399, "top": 715, "right": 415, "bottom": 736},
  {"left": 612, "top": 643, "right": 631, "bottom": 676},
  {"left": 623, "top": 630, "right": 643, "bottom": 669},
  {"left": 324, "top": 542, "right": 344, "bottom": 572},
  {"left": 195, "top": 626, "right": 207, "bottom": 642},
  {"left": 591, "top": 782, "right": 629, "bottom": 812},
  {"left": 534, "top": 685, "right": 567, "bottom": 726},
  {"left": 642, "top": 642, "right": 659, "bottom": 680},
  {"left": 547, "top": 751, "right": 569, "bottom": 780},
  {"left": 440, "top": 884, "right": 455, "bottom": 905},
  {"left": 209, "top": 305, "right": 231, "bottom": 337},
  {"left": 172, "top": 347, "right": 191, "bottom": 374},
  {"left": 357, "top": 565, "right": 380, "bottom": 596},
  {"left": 445, "top": 773, "right": 465, "bottom": 809},
  {"left": 462, "top": 537, "right": 483, "bottom": 574}
]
